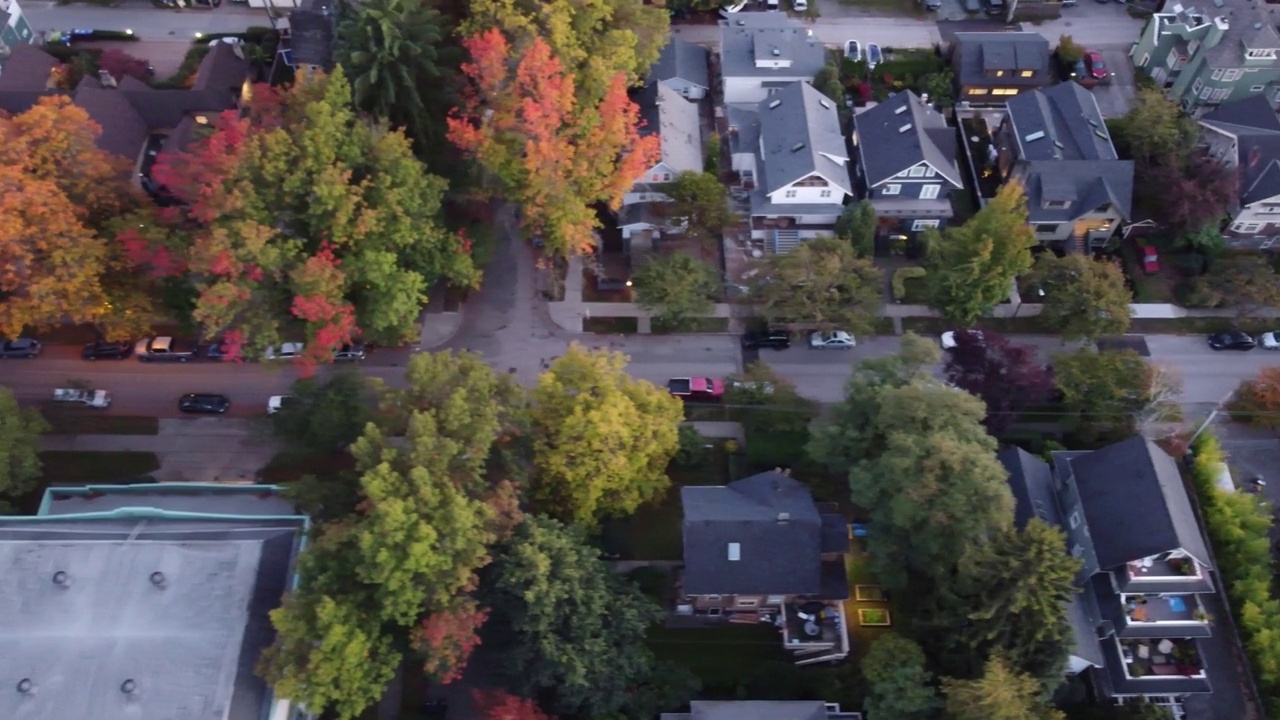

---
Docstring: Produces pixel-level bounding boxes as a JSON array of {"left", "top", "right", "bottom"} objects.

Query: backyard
[{"left": 842, "top": 540, "right": 896, "bottom": 662}]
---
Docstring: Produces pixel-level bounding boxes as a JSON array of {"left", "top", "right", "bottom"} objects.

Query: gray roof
[
  {"left": 719, "top": 15, "right": 826, "bottom": 81},
  {"left": 953, "top": 32, "right": 1050, "bottom": 90},
  {"left": 637, "top": 82, "right": 703, "bottom": 175},
  {"left": 192, "top": 41, "right": 252, "bottom": 93},
  {"left": 854, "top": 90, "right": 962, "bottom": 187},
  {"left": 997, "top": 447, "right": 1062, "bottom": 529},
  {"left": 1005, "top": 82, "right": 1116, "bottom": 162},
  {"left": 1202, "top": 3, "right": 1280, "bottom": 70},
  {"left": 0, "top": 43, "right": 56, "bottom": 91},
  {"left": 0, "top": 486, "right": 306, "bottom": 720},
  {"left": 1018, "top": 159, "right": 1135, "bottom": 223},
  {"left": 669, "top": 701, "right": 832, "bottom": 720},
  {"left": 682, "top": 472, "right": 828, "bottom": 596},
  {"left": 1067, "top": 590, "right": 1107, "bottom": 668},
  {"left": 650, "top": 37, "right": 709, "bottom": 90},
  {"left": 1068, "top": 437, "right": 1211, "bottom": 571},
  {"left": 757, "top": 82, "right": 850, "bottom": 194},
  {"left": 1200, "top": 94, "right": 1280, "bottom": 205},
  {"left": 288, "top": 0, "right": 337, "bottom": 70}
]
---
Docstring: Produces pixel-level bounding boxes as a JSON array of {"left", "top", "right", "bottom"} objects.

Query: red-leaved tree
[
  {"left": 471, "top": 689, "right": 556, "bottom": 720},
  {"left": 944, "top": 329, "right": 1054, "bottom": 434},
  {"left": 413, "top": 599, "right": 489, "bottom": 684},
  {"left": 1139, "top": 152, "right": 1237, "bottom": 234},
  {"left": 98, "top": 49, "right": 154, "bottom": 83}
]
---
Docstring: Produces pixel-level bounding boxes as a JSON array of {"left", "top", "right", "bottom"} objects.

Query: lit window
[
  {"left": 727, "top": 543, "right": 741, "bottom": 561},
  {"left": 882, "top": 184, "right": 901, "bottom": 195},
  {"left": 994, "top": 70, "right": 1006, "bottom": 77},
  {"left": 1019, "top": 70, "right": 1034, "bottom": 78},
  {"left": 970, "top": 88, "right": 990, "bottom": 95},
  {"left": 993, "top": 88, "right": 1019, "bottom": 96}
]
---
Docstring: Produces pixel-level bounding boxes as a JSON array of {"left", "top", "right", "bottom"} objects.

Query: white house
[
  {"left": 650, "top": 37, "right": 710, "bottom": 101},
  {"left": 719, "top": 14, "right": 826, "bottom": 105},
  {"left": 626, "top": 82, "right": 703, "bottom": 205}
]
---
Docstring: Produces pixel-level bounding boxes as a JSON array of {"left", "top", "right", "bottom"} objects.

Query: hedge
[
  {"left": 891, "top": 267, "right": 927, "bottom": 301},
  {"left": 1189, "top": 432, "right": 1279, "bottom": 716}
]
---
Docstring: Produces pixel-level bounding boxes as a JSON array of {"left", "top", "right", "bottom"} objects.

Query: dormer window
[{"left": 1247, "top": 49, "right": 1277, "bottom": 60}]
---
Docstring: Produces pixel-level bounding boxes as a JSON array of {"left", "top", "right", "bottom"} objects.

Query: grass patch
[
  {"left": 41, "top": 410, "right": 158, "bottom": 436},
  {"left": 857, "top": 608, "right": 892, "bottom": 626},
  {"left": 39, "top": 451, "right": 160, "bottom": 483},
  {"left": 651, "top": 316, "right": 730, "bottom": 334},
  {"left": 746, "top": 429, "right": 810, "bottom": 471},
  {"left": 647, "top": 624, "right": 795, "bottom": 694},
  {"left": 872, "top": 316, "right": 897, "bottom": 335},
  {"left": 583, "top": 316, "right": 638, "bottom": 334}
]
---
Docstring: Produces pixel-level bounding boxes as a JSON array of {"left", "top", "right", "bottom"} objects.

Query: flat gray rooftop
[{"left": 0, "top": 517, "right": 303, "bottom": 720}]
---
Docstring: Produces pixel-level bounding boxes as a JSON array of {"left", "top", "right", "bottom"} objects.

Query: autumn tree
[
  {"left": 944, "top": 329, "right": 1054, "bottom": 433},
  {"left": 835, "top": 199, "right": 877, "bottom": 257},
  {"left": 861, "top": 634, "right": 942, "bottom": 720},
  {"left": 666, "top": 171, "right": 734, "bottom": 244},
  {"left": 449, "top": 30, "right": 659, "bottom": 258},
  {"left": 943, "top": 655, "right": 1066, "bottom": 720},
  {"left": 1230, "top": 367, "right": 1280, "bottom": 430},
  {"left": 0, "top": 387, "right": 48, "bottom": 512},
  {"left": 472, "top": 689, "right": 556, "bottom": 720},
  {"left": 1052, "top": 349, "right": 1180, "bottom": 440},
  {"left": 1203, "top": 255, "right": 1280, "bottom": 317},
  {"left": 1153, "top": 153, "right": 1236, "bottom": 234},
  {"left": 97, "top": 48, "right": 154, "bottom": 82},
  {"left": 528, "top": 343, "right": 683, "bottom": 527},
  {"left": 748, "top": 236, "right": 883, "bottom": 333},
  {"left": 926, "top": 183, "right": 1035, "bottom": 325},
  {"left": 1028, "top": 253, "right": 1132, "bottom": 342},
  {"left": 632, "top": 253, "right": 719, "bottom": 326}
]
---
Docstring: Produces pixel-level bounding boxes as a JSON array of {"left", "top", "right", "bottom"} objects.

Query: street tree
[
  {"left": 1051, "top": 349, "right": 1179, "bottom": 440},
  {"left": 528, "top": 343, "right": 683, "bottom": 527},
  {"left": 0, "top": 387, "right": 48, "bottom": 512},
  {"left": 926, "top": 183, "right": 1036, "bottom": 325},
  {"left": 632, "top": 253, "right": 719, "bottom": 326},
  {"left": 413, "top": 598, "right": 489, "bottom": 684},
  {"left": 462, "top": 0, "right": 668, "bottom": 104},
  {"left": 748, "top": 236, "right": 883, "bottom": 333},
  {"left": 813, "top": 61, "right": 846, "bottom": 108},
  {"left": 1204, "top": 255, "right": 1280, "bottom": 317},
  {"left": 472, "top": 689, "right": 556, "bottom": 720},
  {"left": 272, "top": 370, "right": 372, "bottom": 452},
  {"left": 1230, "top": 367, "right": 1280, "bottom": 430},
  {"left": 666, "top": 171, "right": 734, "bottom": 245},
  {"left": 725, "top": 361, "right": 819, "bottom": 437},
  {"left": 1028, "top": 253, "right": 1132, "bottom": 342},
  {"left": 482, "top": 516, "right": 696, "bottom": 717},
  {"left": 944, "top": 329, "right": 1054, "bottom": 433},
  {"left": 942, "top": 655, "right": 1066, "bottom": 720},
  {"left": 835, "top": 199, "right": 877, "bottom": 257},
  {"left": 449, "top": 30, "right": 659, "bottom": 258},
  {"left": 861, "top": 634, "right": 942, "bottom": 720}
]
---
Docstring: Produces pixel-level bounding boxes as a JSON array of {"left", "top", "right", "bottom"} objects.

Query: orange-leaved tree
[
  {"left": 448, "top": 29, "right": 658, "bottom": 258},
  {"left": 1230, "top": 366, "right": 1280, "bottom": 430}
]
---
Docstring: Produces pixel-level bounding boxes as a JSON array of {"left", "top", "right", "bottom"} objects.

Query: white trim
[
  {"left": 920, "top": 184, "right": 940, "bottom": 200},
  {"left": 882, "top": 184, "right": 901, "bottom": 195}
]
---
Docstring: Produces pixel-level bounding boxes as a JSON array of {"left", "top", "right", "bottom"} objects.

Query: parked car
[
  {"left": 135, "top": 336, "right": 198, "bottom": 362},
  {"left": 267, "top": 395, "right": 294, "bottom": 414},
  {"left": 206, "top": 341, "right": 235, "bottom": 361},
  {"left": 940, "top": 329, "right": 984, "bottom": 350},
  {"left": 1140, "top": 245, "right": 1160, "bottom": 274},
  {"left": 792, "top": 0, "right": 807, "bottom": 10},
  {"left": 178, "top": 393, "right": 231, "bottom": 414},
  {"left": 1085, "top": 50, "right": 1110, "bottom": 81},
  {"left": 922, "top": 0, "right": 942, "bottom": 11},
  {"left": 741, "top": 329, "right": 791, "bottom": 350},
  {"left": 866, "top": 44, "right": 883, "bottom": 71},
  {"left": 845, "top": 40, "right": 861, "bottom": 62},
  {"left": 264, "top": 342, "right": 305, "bottom": 361},
  {"left": 1208, "top": 331, "right": 1257, "bottom": 351},
  {"left": 723, "top": 0, "right": 748, "bottom": 11},
  {"left": 0, "top": 338, "right": 42, "bottom": 358},
  {"left": 1069, "top": 57, "right": 1087, "bottom": 79},
  {"left": 82, "top": 340, "right": 132, "bottom": 360},
  {"left": 1260, "top": 331, "right": 1280, "bottom": 350},
  {"left": 727, "top": 379, "right": 775, "bottom": 395},
  {"left": 53, "top": 388, "right": 111, "bottom": 408},
  {"left": 667, "top": 377, "right": 726, "bottom": 401},
  {"left": 809, "top": 330, "right": 856, "bottom": 349},
  {"left": 332, "top": 343, "right": 367, "bottom": 362},
  {"left": 984, "top": 0, "right": 1005, "bottom": 16}
]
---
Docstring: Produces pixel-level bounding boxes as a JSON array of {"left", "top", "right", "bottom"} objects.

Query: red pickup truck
[{"left": 667, "top": 377, "right": 725, "bottom": 401}]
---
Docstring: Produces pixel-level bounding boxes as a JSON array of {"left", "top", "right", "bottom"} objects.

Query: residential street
[{"left": 20, "top": 1, "right": 277, "bottom": 41}]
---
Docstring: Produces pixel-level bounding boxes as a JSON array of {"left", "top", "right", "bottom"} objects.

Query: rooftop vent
[
  {"left": 149, "top": 571, "right": 167, "bottom": 588},
  {"left": 52, "top": 571, "right": 70, "bottom": 587},
  {"left": 727, "top": 542, "right": 741, "bottom": 561},
  {"left": 1054, "top": 140, "right": 1065, "bottom": 149},
  {"left": 120, "top": 680, "right": 137, "bottom": 695},
  {"left": 16, "top": 679, "right": 34, "bottom": 695},
  {"left": 791, "top": 142, "right": 807, "bottom": 152},
  {"left": 1256, "top": 21, "right": 1264, "bottom": 29},
  {"left": 768, "top": 99, "right": 782, "bottom": 109},
  {"left": 894, "top": 104, "right": 908, "bottom": 115},
  {"left": 778, "top": 512, "right": 791, "bottom": 522},
  {"left": 771, "top": 47, "right": 781, "bottom": 56},
  {"left": 819, "top": 99, "right": 831, "bottom": 109},
  {"left": 1025, "top": 130, "right": 1046, "bottom": 141},
  {"left": 898, "top": 123, "right": 913, "bottom": 133}
]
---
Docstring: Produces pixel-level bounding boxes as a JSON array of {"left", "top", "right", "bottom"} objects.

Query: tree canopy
[
  {"left": 835, "top": 199, "right": 877, "bottom": 257},
  {"left": 665, "top": 171, "right": 734, "bottom": 245},
  {"left": 860, "top": 634, "right": 941, "bottom": 720},
  {"left": 748, "top": 236, "right": 883, "bottom": 333},
  {"left": 632, "top": 253, "right": 719, "bottom": 326},
  {"left": 1203, "top": 255, "right": 1280, "bottom": 317},
  {"left": 1028, "top": 253, "right": 1132, "bottom": 342},
  {"left": 942, "top": 655, "right": 1067, "bottom": 720},
  {"left": 1051, "top": 349, "right": 1178, "bottom": 440},
  {"left": 1230, "top": 367, "right": 1280, "bottom": 430},
  {"left": 725, "top": 360, "right": 818, "bottom": 437},
  {"left": 271, "top": 370, "right": 372, "bottom": 452},
  {"left": 944, "top": 329, "right": 1053, "bottom": 433},
  {"left": 0, "top": 386, "right": 48, "bottom": 512}
]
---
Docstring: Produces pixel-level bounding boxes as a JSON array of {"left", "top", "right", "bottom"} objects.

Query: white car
[
  {"left": 1261, "top": 331, "right": 1280, "bottom": 350},
  {"left": 845, "top": 40, "right": 861, "bottom": 62},
  {"left": 809, "top": 330, "right": 856, "bottom": 349},
  {"left": 866, "top": 43, "right": 883, "bottom": 71},
  {"left": 793, "top": 0, "right": 808, "bottom": 10},
  {"left": 723, "top": 0, "right": 748, "bottom": 11},
  {"left": 267, "top": 395, "right": 293, "bottom": 414},
  {"left": 940, "top": 330, "right": 984, "bottom": 350},
  {"left": 264, "top": 342, "right": 305, "bottom": 361}
]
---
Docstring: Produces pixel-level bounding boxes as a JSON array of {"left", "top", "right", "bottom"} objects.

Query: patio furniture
[
  {"left": 1137, "top": 644, "right": 1150, "bottom": 660},
  {"left": 803, "top": 621, "right": 820, "bottom": 637},
  {"left": 1157, "top": 639, "right": 1175, "bottom": 655}
]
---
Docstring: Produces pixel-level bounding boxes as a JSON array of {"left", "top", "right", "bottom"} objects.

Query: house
[
  {"left": 852, "top": 90, "right": 964, "bottom": 237},
  {"left": 999, "top": 437, "right": 1221, "bottom": 711},
  {"left": 950, "top": 33, "right": 1052, "bottom": 105},
  {"left": 1131, "top": 2, "right": 1280, "bottom": 112},
  {"left": 281, "top": 0, "right": 336, "bottom": 71},
  {"left": 0, "top": 42, "right": 252, "bottom": 186},
  {"left": 627, "top": 81, "right": 703, "bottom": 204},
  {"left": 662, "top": 701, "right": 863, "bottom": 720},
  {"left": 0, "top": 482, "right": 310, "bottom": 720},
  {"left": 1198, "top": 94, "right": 1280, "bottom": 244},
  {"left": 0, "top": 0, "right": 35, "bottom": 73},
  {"left": 727, "top": 81, "right": 851, "bottom": 253},
  {"left": 719, "top": 14, "right": 826, "bottom": 105},
  {"left": 650, "top": 37, "right": 710, "bottom": 101},
  {"left": 994, "top": 81, "right": 1134, "bottom": 252},
  {"left": 680, "top": 471, "right": 852, "bottom": 665}
]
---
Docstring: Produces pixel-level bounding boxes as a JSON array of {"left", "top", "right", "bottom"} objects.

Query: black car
[
  {"left": 0, "top": 338, "right": 42, "bottom": 358},
  {"left": 82, "top": 340, "right": 132, "bottom": 360},
  {"left": 1208, "top": 331, "right": 1256, "bottom": 351},
  {"left": 178, "top": 393, "right": 231, "bottom": 414},
  {"left": 741, "top": 330, "right": 791, "bottom": 351}
]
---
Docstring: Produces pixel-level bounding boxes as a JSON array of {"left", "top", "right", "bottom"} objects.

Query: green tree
[
  {"left": 632, "top": 252, "right": 719, "bottom": 326},
  {"left": 749, "top": 236, "right": 883, "bottom": 333},
  {"left": 926, "top": 183, "right": 1035, "bottom": 325},
  {"left": 1108, "top": 87, "right": 1199, "bottom": 165},
  {"left": 1175, "top": 223, "right": 1225, "bottom": 255},
  {"left": 0, "top": 387, "right": 48, "bottom": 511},
  {"left": 271, "top": 370, "right": 372, "bottom": 452},
  {"left": 835, "top": 199, "right": 877, "bottom": 257},
  {"left": 1056, "top": 34, "right": 1085, "bottom": 63},
  {"left": 666, "top": 171, "right": 734, "bottom": 244},
  {"left": 704, "top": 134, "right": 721, "bottom": 177},
  {"left": 725, "top": 360, "right": 818, "bottom": 437},
  {"left": 813, "top": 61, "right": 846, "bottom": 107},
  {"left": 529, "top": 343, "right": 683, "bottom": 527},
  {"left": 943, "top": 655, "right": 1066, "bottom": 720},
  {"left": 483, "top": 515, "right": 696, "bottom": 717},
  {"left": 1028, "top": 253, "right": 1132, "bottom": 342},
  {"left": 861, "top": 634, "right": 942, "bottom": 720},
  {"left": 1204, "top": 255, "right": 1280, "bottom": 317},
  {"left": 918, "top": 70, "right": 956, "bottom": 108},
  {"left": 1051, "top": 349, "right": 1178, "bottom": 440}
]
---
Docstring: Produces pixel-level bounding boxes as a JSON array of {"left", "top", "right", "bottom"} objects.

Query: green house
[
  {"left": 1131, "top": 3, "right": 1280, "bottom": 111},
  {"left": 0, "top": 0, "right": 36, "bottom": 71}
]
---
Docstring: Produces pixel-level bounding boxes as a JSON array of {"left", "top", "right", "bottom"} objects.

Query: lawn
[
  {"left": 38, "top": 451, "right": 160, "bottom": 484},
  {"left": 651, "top": 317, "right": 730, "bottom": 334},
  {"left": 842, "top": 542, "right": 895, "bottom": 661},
  {"left": 583, "top": 316, "right": 639, "bottom": 334},
  {"left": 41, "top": 409, "right": 159, "bottom": 436},
  {"left": 648, "top": 624, "right": 795, "bottom": 693}
]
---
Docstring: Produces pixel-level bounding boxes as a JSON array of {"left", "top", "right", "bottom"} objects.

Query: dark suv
[
  {"left": 82, "top": 340, "right": 133, "bottom": 360},
  {"left": 741, "top": 330, "right": 791, "bottom": 350},
  {"left": 178, "top": 394, "right": 231, "bottom": 414}
]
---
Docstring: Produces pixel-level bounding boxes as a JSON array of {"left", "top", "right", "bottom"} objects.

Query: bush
[
  {"left": 892, "top": 267, "right": 927, "bottom": 301},
  {"left": 673, "top": 425, "right": 709, "bottom": 468},
  {"left": 1228, "top": 368, "right": 1280, "bottom": 430},
  {"left": 704, "top": 134, "right": 721, "bottom": 178}
]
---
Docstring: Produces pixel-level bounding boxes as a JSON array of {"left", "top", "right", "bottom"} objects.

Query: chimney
[
  {"left": 1206, "top": 16, "right": 1229, "bottom": 47},
  {"left": 97, "top": 69, "right": 118, "bottom": 89},
  {"left": 920, "top": 92, "right": 930, "bottom": 106}
]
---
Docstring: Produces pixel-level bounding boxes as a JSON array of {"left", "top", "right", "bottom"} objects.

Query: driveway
[{"left": 1090, "top": 46, "right": 1138, "bottom": 118}]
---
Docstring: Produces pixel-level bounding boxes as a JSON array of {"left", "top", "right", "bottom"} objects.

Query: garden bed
[
  {"left": 857, "top": 608, "right": 893, "bottom": 626},
  {"left": 583, "top": 316, "right": 639, "bottom": 334}
]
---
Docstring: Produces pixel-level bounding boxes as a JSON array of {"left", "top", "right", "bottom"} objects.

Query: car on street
[
  {"left": 809, "top": 330, "right": 856, "bottom": 349},
  {"left": 741, "top": 329, "right": 791, "bottom": 350},
  {"left": 136, "top": 336, "right": 198, "bottom": 362},
  {"left": 727, "top": 379, "right": 775, "bottom": 395},
  {"left": 178, "top": 393, "right": 231, "bottom": 414},
  {"left": 82, "top": 340, "right": 132, "bottom": 360},
  {"left": 1085, "top": 50, "right": 1110, "bottom": 81},
  {"left": 940, "top": 329, "right": 984, "bottom": 350},
  {"left": 264, "top": 342, "right": 305, "bottom": 361},
  {"left": 845, "top": 40, "right": 861, "bottom": 63},
  {"left": 1069, "top": 57, "right": 1087, "bottom": 79},
  {"left": 1208, "top": 331, "right": 1257, "bottom": 351},
  {"left": 866, "top": 44, "right": 883, "bottom": 71},
  {"left": 0, "top": 338, "right": 42, "bottom": 358},
  {"left": 1260, "top": 331, "right": 1280, "bottom": 350},
  {"left": 667, "top": 377, "right": 726, "bottom": 401},
  {"left": 961, "top": 0, "right": 982, "bottom": 11},
  {"left": 723, "top": 0, "right": 747, "bottom": 11},
  {"left": 1140, "top": 245, "right": 1160, "bottom": 274},
  {"left": 267, "top": 395, "right": 294, "bottom": 414},
  {"left": 792, "top": 0, "right": 807, "bottom": 10},
  {"left": 983, "top": 0, "right": 1005, "bottom": 16},
  {"left": 332, "top": 343, "right": 367, "bottom": 362}
]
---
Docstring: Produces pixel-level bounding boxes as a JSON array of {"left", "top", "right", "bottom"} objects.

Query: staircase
[{"left": 772, "top": 229, "right": 801, "bottom": 254}]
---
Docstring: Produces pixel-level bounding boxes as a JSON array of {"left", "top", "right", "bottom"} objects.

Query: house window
[
  {"left": 1069, "top": 510, "right": 1082, "bottom": 528},
  {"left": 1200, "top": 86, "right": 1214, "bottom": 100},
  {"left": 1212, "top": 88, "right": 1230, "bottom": 102},
  {"left": 908, "top": 166, "right": 926, "bottom": 177},
  {"left": 1223, "top": 69, "right": 1243, "bottom": 81},
  {"left": 920, "top": 184, "right": 940, "bottom": 200},
  {"left": 1191, "top": 78, "right": 1204, "bottom": 94},
  {"left": 766, "top": 595, "right": 785, "bottom": 605},
  {"left": 727, "top": 543, "right": 741, "bottom": 561},
  {"left": 992, "top": 88, "right": 1019, "bottom": 96},
  {"left": 820, "top": 190, "right": 832, "bottom": 198},
  {"left": 1036, "top": 223, "right": 1060, "bottom": 234},
  {"left": 784, "top": 190, "right": 797, "bottom": 198},
  {"left": 1234, "top": 222, "right": 1262, "bottom": 233},
  {"left": 1043, "top": 200, "right": 1071, "bottom": 209},
  {"left": 1019, "top": 70, "right": 1034, "bottom": 78},
  {"left": 1252, "top": 84, "right": 1266, "bottom": 91},
  {"left": 993, "top": 70, "right": 1007, "bottom": 77},
  {"left": 924, "top": 166, "right": 936, "bottom": 177},
  {"left": 1211, "top": 68, "right": 1225, "bottom": 81},
  {"left": 969, "top": 88, "right": 990, "bottom": 95},
  {"left": 662, "top": 173, "right": 672, "bottom": 182},
  {"left": 882, "top": 184, "right": 901, "bottom": 195},
  {"left": 851, "top": 131, "right": 859, "bottom": 146},
  {"left": 911, "top": 219, "right": 940, "bottom": 231},
  {"left": 1247, "top": 49, "right": 1278, "bottom": 60}
]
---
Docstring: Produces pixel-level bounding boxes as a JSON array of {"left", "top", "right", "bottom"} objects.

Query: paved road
[{"left": 21, "top": 1, "right": 276, "bottom": 40}]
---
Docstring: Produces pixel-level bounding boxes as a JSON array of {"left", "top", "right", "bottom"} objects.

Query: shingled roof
[
  {"left": 1200, "top": 94, "right": 1280, "bottom": 206},
  {"left": 650, "top": 37, "right": 709, "bottom": 91},
  {"left": 854, "top": 89, "right": 961, "bottom": 188},
  {"left": 756, "top": 81, "right": 849, "bottom": 195}
]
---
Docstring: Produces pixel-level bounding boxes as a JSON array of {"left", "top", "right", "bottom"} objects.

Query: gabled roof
[
  {"left": 650, "top": 37, "right": 710, "bottom": 91},
  {"left": 193, "top": 41, "right": 251, "bottom": 92},
  {"left": 1068, "top": 437, "right": 1211, "bottom": 571},
  {"left": 953, "top": 32, "right": 1049, "bottom": 88},
  {"left": 1018, "top": 160, "right": 1135, "bottom": 223},
  {"left": 0, "top": 42, "right": 56, "bottom": 91},
  {"left": 997, "top": 447, "right": 1062, "bottom": 529},
  {"left": 757, "top": 81, "right": 849, "bottom": 195},
  {"left": 853, "top": 90, "right": 961, "bottom": 188},
  {"left": 71, "top": 84, "right": 150, "bottom": 160},
  {"left": 682, "top": 472, "right": 827, "bottom": 596},
  {"left": 1200, "top": 94, "right": 1280, "bottom": 205},
  {"left": 636, "top": 82, "right": 703, "bottom": 176},
  {"left": 719, "top": 14, "right": 826, "bottom": 80},
  {"left": 1005, "top": 82, "right": 1116, "bottom": 162},
  {"left": 680, "top": 701, "right": 832, "bottom": 720}
]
